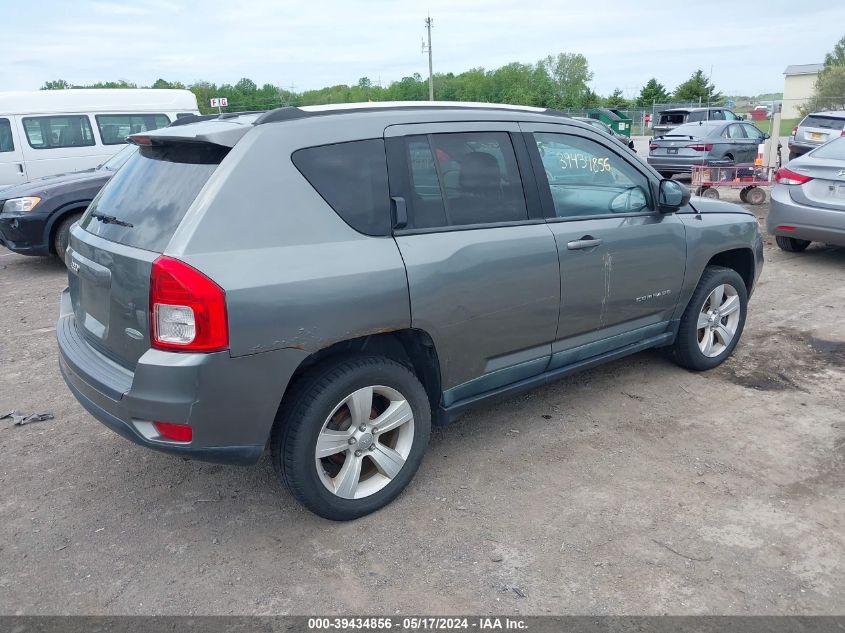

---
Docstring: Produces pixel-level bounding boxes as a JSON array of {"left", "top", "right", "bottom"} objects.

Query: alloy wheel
[
  {"left": 696, "top": 283, "right": 741, "bottom": 357},
  {"left": 315, "top": 385, "right": 415, "bottom": 499}
]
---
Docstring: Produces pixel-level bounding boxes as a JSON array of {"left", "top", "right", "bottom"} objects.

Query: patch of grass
[{"left": 751, "top": 117, "right": 799, "bottom": 137}]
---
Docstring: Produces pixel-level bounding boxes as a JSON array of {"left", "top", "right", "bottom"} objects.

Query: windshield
[
  {"left": 662, "top": 123, "right": 716, "bottom": 138},
  {"left": 810, "top": 136, "right": 845, "bottom": 160},
  {"left": 100, "top": 144, "right": 139, "bottom": 171}
]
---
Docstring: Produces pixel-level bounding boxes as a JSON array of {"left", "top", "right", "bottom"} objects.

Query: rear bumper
[
  {"left": 57, "top": 288, "right": 308, "bottom": 465},
  {"left": 646, "top": 156, "right": 725, "bottom": 174},
  {"left": 767, "top": 186, "right": 845, "bottom": 246}
]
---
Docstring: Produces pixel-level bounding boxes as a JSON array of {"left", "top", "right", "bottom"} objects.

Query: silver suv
[
  {"left": 788, "top": 111, "right": 845, "bottom": 160},
  {"left": 57, "top": 102, "right": 764, "bottom": 520}
]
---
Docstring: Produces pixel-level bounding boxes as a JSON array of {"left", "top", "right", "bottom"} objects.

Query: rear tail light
[
  {"left": 153, "top": 421, "right": 193, "bottom": 442},
  {"left": 150, "top": 256, "right": 228, "bottom": 352},
  {"left": 688, "top": 144, "right": 713, "bottom": 152},
  {"left": 791, "top": 127, "right": 798, "bottom": 137},
  {"left": 649, "top": 143, "right": 658, "bottom": 151},
  {"left": 776, "top": 225, "right": 796, "bottom": 231},
  {"left": 774, "top": 167, "right": 813, "bottom": 186}
]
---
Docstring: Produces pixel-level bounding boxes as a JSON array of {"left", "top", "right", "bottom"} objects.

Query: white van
[{"left": 0, "top": 89, "right": 199, "bottom": 189}]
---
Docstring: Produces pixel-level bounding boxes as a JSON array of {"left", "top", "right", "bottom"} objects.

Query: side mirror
[
  {"left": 763, "top": 133, "right": 771, "bottom": 140},
  {"left": 658, "top": 179, "right": 690, "bottom": 213}
]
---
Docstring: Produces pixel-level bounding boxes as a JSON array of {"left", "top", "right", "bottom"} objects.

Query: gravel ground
[{"left": 1, "top": 192, "right": 843, "bottom": 616}]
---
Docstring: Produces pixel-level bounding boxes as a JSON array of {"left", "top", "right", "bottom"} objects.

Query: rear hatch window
[
  {"left": 658, "top": 112, "right": 687, "bottom": 125},
  {"left": 80, "top": 143, "right": 228, "bottom": 252},
  {"left": 802, "top": 116, "right": 845, "bottom": 130}
]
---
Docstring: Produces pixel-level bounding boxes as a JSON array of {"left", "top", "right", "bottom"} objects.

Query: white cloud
[{"left": 2, "top": 0, "right": 844, "bottom": 96}]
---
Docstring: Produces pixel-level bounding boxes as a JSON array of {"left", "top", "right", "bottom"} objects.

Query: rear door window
[
  {"left": 709, "top": 110, "right": 725, "bottom": 120},
  {"left": 0, "top": 118, "right": 13, "bottom": 152},
  {"left": 95, "top": 114, "right": 171, "bottom": 145},
  {"left": 724, "top": 124, "right": 747, "bottom": 139},
  {"left": 403, "top": 132, "right": 528, "bottom": 229},
  {"left": 81, "top": 143, "right": 227, "bottom": 252},
  {"left": 22, "top": 115, "right": 95, "bottom": 149},
  {"left": 291, "top": 139, "right": 391, "bottom": 236},
  {"left": 687, "top": 111, "right": 706, "bottom": 122}
]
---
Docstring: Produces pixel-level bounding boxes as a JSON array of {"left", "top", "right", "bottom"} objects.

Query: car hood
[
  {"left": 688, "top": 197, "right": 753, "bottom": 216},
  {"left": 0, "top": 169, "right": 110, "bottom": 200}
]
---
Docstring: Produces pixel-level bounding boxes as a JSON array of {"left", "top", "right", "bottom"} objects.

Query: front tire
[
  {"left": 671, "top": 266, "right": 748, "bottom": 371},
  {"left": 271, "top": 355, "right": 431, "bottom": 520},
  {"left": 775, "top": 235, "right": 811, "bottom": 252},
  {"left": 53, "top": 212, "right": 82, "bottom": 265}
]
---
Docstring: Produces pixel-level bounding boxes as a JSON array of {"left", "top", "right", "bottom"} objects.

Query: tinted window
[
  {"left": 810, "top": 136, "right": 845, "bottom": 159},
  {"left": 687, "top": 111, "right": 706, "bottom": 122},
  {"left": 802, "top": 115, "right": 845, "bottom": 130},
  {"left": 292, "top": 139, "right": 391, "bottom": 236},
  {"left": 659, "top": 112, "right": 687, "bottom": 125},
  {"left": 534, "top": 132, "right": 652, "bottom": 218},
  {"left": 81, "top": 143, "right": 227, "bottom": 252},
  {"left": 95, "top": 114, "right": 171, "bottom": 145},
  {"left": 23, "top": 115, "right": 95, "bottom": 149},
  {"left": 743, "top": 124, "right": 765, "bottom": 141},
  {"left": 724, "top": 124, "right": 747, "bottom": 139},
  {"left": 0, "top": 118, "right": 13, "bottom": 152},
  {"left": 404, "top": 132, "right": 528, "bottom": 229},
  {"left": 724, "top": 110, "right": 739, "bottom": 120}
]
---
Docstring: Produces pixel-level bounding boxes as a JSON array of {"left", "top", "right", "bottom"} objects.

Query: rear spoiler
[{"left": 129, "top": 116, "right": 255, "bottom": 148}]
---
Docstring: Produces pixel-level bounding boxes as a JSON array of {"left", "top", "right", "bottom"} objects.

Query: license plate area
[
  {"left": 68, "top": 249, "right": 112, "bottom": 340},
  {"left": 668, "top": 148, "right": 678, "bottom": 154},
  {"left": 809, "top": 132, "right": 825, "bottom": 141}
]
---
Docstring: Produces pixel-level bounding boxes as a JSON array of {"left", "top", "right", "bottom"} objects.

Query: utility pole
[{"left": 423, "top": 16, "right": 434, "bottom": 101}]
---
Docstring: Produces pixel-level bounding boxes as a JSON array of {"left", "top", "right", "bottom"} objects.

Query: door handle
[
  {"left": 567, "top": 236, "right": 603, "bottom": 250},
  {"left": 17, "top": 164, "right": 24, "bottom": 174},
  {"left": 391, "top": 196, "right": 407, "bottom": 230}
]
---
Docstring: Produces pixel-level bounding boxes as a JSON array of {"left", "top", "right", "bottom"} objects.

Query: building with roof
[{"left": 783, "top": 63, "right": 824, "bottom": 118}]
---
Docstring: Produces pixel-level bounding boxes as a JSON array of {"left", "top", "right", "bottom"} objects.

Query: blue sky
[{"left": 2, "top": 0, "right": 844, "bottom": 98}]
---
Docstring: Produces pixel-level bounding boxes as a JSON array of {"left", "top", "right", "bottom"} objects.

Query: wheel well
[
  {"left": 47, "top": 206, "right": 87, "bottom": 254},
  {"left": 706, "top": 248, "right": 754, "bottom": 292},
  {"left": 289, "top": 329, "right": 443, "bottom": 414}
]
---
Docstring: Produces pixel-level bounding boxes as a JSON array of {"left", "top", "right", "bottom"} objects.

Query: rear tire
[
  {"left": 271, "top": 355, "right": 431, "bottom": 521},
  {"left": 701, "top": 187, "right": 720, "bottom": 199},
  {"left": 775, "top": 235, "right": 811, "bottom": 252},
  {"left": 671, "top": 266, "right": 748, "bottom": 371},
  {"left": 739, "top": 187, "right": 751, "bottom": 203},
  {"left": 53, "top": 213, "right": 82, "bottom": 265}
]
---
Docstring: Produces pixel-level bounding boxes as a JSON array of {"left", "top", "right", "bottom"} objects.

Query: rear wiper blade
[{"left": 91, "top": 212, "right": 133, "bottom": 228}]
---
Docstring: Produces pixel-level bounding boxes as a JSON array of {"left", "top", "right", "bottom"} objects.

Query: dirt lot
[{"left": 1, "top": 191, "right": 843, "bottom": 616}]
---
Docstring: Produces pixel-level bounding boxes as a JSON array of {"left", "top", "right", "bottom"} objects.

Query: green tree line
[{"left": 40, "top": 53, "right": 725, "bottom": 114}]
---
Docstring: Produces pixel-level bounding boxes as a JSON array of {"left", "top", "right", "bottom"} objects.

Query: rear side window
[
  {"left": 687, "top": 111, "right": 706, "bottom": 122},
  {"left": 802, "top": 115, "right": 845, "bottom": 130},
  {"left": 23, "top": 115, "right": 95, "bottom": 149},
  {"left": 81, "top": 143, "right": 227, "bottom": 252},
  {"left": 292, "top": 139, "right": 391, "bottom": 236},
  {"left": 0, "top": 118, "right": 13, "bottom": 152},
  {"left": 95, "top": 114, "right": 171, "bottom": 145},
  {"left": 403, "top": 132, "right": 528, "bottom": 229}
]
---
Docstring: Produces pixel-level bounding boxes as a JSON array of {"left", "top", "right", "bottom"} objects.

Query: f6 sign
[{"left": 210, "top": 97, "right": 228, "bottom": 108}]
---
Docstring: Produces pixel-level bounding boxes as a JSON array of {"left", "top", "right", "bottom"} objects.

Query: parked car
[
  {"left": 768, "top": 135, "right": 845, "bottom": 251},
  {"left": 648, "top": 120, "right": 768, "bottom": 178},
  {"left": 572, "top": 116, "right": 636, "bottom": 151},
  {"left": 0, "top": 89, "right": 199, "bottom": 190},
  {"left": 57, "top": 102, "right": 763, "bottom": 520},
  {"left": 0, "top": 144, "right": 137, "bottom": 261},
  {"left": 652, "top": 107, "right": 741, "bottom": 138},
  {"left": 787, "top": 111, "right": 845, "bottom": 161}
]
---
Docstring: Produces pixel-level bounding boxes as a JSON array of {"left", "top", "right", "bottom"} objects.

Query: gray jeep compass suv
[{"left": 57, "top": 102, "right": 764, "bottom": 520}]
